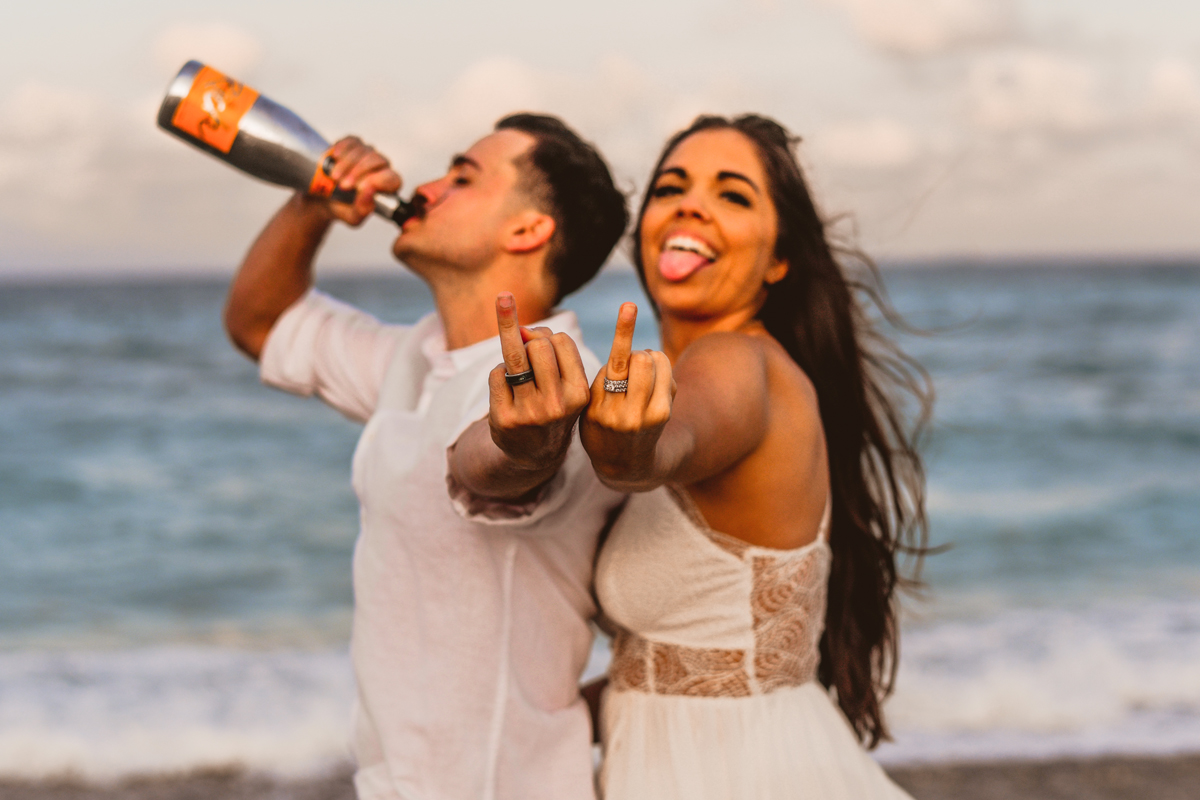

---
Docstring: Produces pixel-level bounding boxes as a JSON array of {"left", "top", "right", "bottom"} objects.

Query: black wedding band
[{"left": 505, "top": 369, "right": 536, "bottom": 387}]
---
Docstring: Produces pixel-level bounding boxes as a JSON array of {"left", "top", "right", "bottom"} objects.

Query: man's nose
[{"left": 416, "top": 176, "right": 449, "bottom": 207}]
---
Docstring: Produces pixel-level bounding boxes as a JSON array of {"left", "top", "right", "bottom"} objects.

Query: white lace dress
[{"left": 594, "top": 486, "right": 912, "bottom": 800}]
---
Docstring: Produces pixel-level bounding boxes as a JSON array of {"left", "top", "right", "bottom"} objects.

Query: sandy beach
[
  {"left": 888, "top": 754, "right": 1200, "bottom": 799},
  {"left": 1, "top": 754, "right": 1197, "bottom": 800}
]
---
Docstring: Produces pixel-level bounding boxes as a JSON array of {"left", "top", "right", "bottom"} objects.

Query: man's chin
[
  {"left": 392, "top": 239, "right": 431, "bottom": 275},
  {"left": 391, "top": 235, "right": 412, "bottom": 262}
]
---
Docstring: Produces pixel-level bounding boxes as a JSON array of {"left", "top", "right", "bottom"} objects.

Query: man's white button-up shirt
[{"left": 260, "top": 290, "right": 621, "bottom": 800}]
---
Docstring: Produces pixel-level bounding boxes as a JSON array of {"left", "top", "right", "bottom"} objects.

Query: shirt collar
[{"left": 419, "top": 309, "right": 585, "bottom": 375}]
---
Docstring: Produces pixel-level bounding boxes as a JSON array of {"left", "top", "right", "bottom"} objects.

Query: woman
[{"left": 580, "top": 115, "right": 930, "bottom": 799}]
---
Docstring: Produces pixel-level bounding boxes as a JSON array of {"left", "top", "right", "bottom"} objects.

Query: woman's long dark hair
[{"left": 632, "top": 114, "right": 932, "bottom": 748}]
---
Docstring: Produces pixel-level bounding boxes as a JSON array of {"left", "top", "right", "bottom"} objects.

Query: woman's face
[{"left": 639, "top": 128, "right": 788, "bottom": 323}]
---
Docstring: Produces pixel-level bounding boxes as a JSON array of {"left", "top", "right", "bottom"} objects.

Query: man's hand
[
  {"left": 446, "top": 293, "right": 591, "bottom": 501},
  {"left": 320, "top": 136, "right": 403, "bottom": 226},
  {"left": 486, "top": 292, "right": 591, "bottom": 472},
  {"left": 224, "top": 135, "right": 402, "bottom": 361}
]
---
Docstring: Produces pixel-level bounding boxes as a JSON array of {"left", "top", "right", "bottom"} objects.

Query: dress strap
[{"left": 816, "top": 495, "right": 833, "bottom": 543}]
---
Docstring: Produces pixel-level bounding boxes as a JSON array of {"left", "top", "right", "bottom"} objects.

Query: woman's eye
[
  {"left": 722, "top": 191, "right": 750, "bottom": 207},
  {"left": 651, "top": 184, "right": 683, "bottom": 198},
  {"left": 454, "top": 177, "right": 470, "bottom": 187}
]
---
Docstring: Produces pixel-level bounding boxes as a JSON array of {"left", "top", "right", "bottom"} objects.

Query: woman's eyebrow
[
  {"left": 656, "top": 166, "right": 688, "bottom": 181},
  {"left": 717, "top": 170, "right": 760, "bottom": 194}
]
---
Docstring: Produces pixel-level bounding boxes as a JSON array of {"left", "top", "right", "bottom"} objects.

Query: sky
[{"left": 1, "top": 0, "right": 1199, "bottom": 278}]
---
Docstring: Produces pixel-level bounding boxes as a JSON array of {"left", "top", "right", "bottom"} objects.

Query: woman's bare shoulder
[
  {"left": 675, "top": 329, "right": 770, "bottom": 377},
  {"left": 667, "top": 332, "right": 773, "bottom": 479},
  {"left": 681, "top": 332, "right": 820, "bottom": 416},
  {"left": 758, "top": 335, "right": 821, "bottom": 412}
]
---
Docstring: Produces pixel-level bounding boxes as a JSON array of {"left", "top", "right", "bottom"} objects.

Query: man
[{"left": 223, "top": 114, "right": 628, "bottom": 800}]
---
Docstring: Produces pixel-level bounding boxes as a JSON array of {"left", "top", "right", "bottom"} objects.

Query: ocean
[{"left": 1, "top": 263, "right": 1198, "bottom": 779}]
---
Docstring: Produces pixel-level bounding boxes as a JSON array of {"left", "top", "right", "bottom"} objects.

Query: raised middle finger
[
  {"left": 495, "top": 293, "right": 533, "bottom": 388},
  {"left": 605, "top": 302, "right": 638, "bottom": 382}
]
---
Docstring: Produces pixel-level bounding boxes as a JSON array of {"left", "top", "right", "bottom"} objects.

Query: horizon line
[{"left": 3, "top": 253, "right": 1200, "bottom": 288}]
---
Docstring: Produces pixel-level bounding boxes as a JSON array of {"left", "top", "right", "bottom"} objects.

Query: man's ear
[
  {"left": 503, "top": 211, "right": 556, "bottom": 254},
  {"left": 765, "top": 258, "right": 789, "bottom": 286}
]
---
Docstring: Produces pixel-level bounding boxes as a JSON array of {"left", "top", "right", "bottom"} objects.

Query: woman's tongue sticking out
[
  {"left": 657, "top": 236, "right": 716, "bottom": 282},
  {"left": 658, "top": 250, "right": 710, "bottom": 281}
]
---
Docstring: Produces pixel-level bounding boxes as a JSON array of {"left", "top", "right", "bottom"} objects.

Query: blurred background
[
  {"left": 6, "top": 0, "right": 1200, "bottom": 276},
  {"left": 1, "top": 0, "right": 1199, "bottom": 787}
]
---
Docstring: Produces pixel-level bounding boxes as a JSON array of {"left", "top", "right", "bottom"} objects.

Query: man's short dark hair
[{"left": 495, "top": 113, "right": 628, "bottom": 302}]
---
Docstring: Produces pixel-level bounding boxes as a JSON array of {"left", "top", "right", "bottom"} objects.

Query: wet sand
[
  {"left": 888, "top": 754, "right": 1200, "bottom": 800},
  {"left": 1, "top": 754, "right": 1197, "bottom": 799}
]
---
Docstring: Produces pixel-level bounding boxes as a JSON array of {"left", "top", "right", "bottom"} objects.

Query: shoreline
[
  {"left": 1, "top": 753, "right": 1197, "bottom": 800},
  {"left": 887, "top": 753, "right": 1200, "bottom": 800}
]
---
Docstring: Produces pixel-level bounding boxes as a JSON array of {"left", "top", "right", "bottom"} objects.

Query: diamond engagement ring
[
  {"left": 505, "top": 369, "right": 536, "bottom": 387},
  {"left": 603, "top": 378, "right": 628, "bottom": 393}
]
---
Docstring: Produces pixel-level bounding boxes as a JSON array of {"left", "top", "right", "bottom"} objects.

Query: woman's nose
[{"left": 675, "top": 190, "right": 709, "bottom": 220}]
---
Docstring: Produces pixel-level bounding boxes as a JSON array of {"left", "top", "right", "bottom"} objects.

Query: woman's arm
[{"left": 580, "top": 303, "right": 771, "bottom": 492}]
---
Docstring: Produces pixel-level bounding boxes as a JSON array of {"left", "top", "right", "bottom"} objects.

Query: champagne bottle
[{"left": 156, "top": 60, "right": 416, "bottom": 225}]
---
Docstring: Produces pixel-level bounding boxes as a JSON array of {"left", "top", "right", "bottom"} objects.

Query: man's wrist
[
  {"left": 491, "top": 419, "right": 577, "bottom": 473},
  {"left": 288, "top": 191, "right": 337, "bottom": 226},
  {"left": 498, "top": 438, "right": 571, "bottom": 475}
]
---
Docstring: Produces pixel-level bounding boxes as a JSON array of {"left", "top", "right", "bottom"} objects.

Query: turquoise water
[{"left": 1, "top": 264, "right": 1198, "bottom": 776}]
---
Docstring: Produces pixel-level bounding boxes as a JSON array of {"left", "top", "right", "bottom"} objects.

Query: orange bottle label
[
  {"left": 171, "top": 65, "right": 259, "bottom": 153},
  {"left": 309, "top": 148, "right": 337, "bottom": 197}
]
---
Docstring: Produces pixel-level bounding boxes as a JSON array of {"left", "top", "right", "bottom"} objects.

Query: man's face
[{"left": 392, "top": 129, "right": 537, "bottom": 273}]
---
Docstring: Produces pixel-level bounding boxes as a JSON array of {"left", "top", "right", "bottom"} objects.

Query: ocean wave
[
  {"left": 2, "top": 607, "right": 1200, "bottom": 779},
  {"left": 925, "top": 470, "right": 1200, "bottom": 520},
  {"left": 877, "top": 600, "right": 1200, "bottom": 763},
  {"left": 0, "top": 647, "right": 354, "bottom": 781}
]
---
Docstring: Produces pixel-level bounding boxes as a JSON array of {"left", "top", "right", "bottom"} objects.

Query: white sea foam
[
  {"left": 877, "top": 599, "right": 1200, "bottom": 763},
  {"left": 0, "top": 647, "right": 355, "bottom": 781},
  {"left": 2, "top": 606, "right": 1200, "bottom": 779},
  {"left": 584, "top": 599, "right": 1200, "bottom": 766}
]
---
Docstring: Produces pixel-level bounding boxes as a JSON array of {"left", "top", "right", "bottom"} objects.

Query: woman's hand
[{"left": 580, "top": 303, "right": 677, "bottom": 490}]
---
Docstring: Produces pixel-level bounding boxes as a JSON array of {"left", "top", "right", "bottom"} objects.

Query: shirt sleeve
[
  {"left": 444, "top": 432, "right": 578, "bottom": 528},
  {"left": 442, "top": 339, "right": 604, "bottom": 530},
  {"left": 259, "top": 289, "right": 408, "bottom": 424}
]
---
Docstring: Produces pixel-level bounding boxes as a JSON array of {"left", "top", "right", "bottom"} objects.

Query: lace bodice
[{"left": 595, "top": 486, "right": 831, "bottom": 698}]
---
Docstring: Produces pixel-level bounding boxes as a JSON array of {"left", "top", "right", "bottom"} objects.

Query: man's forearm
[
  {"left": 448, "top": 417, "right": 570, "bottom": 501},
  {"left": 224, "top": 192, "right": 335, "bottom": 361}
]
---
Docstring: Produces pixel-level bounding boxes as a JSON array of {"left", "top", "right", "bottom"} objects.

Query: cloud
[
  {"left": 0, "top": 82, "right": 112, "bottom": 214},
  {"left": 152, "top": 23, "right": 264, "bottom": 78},
  {"left": 807, "top": 117, "right": 921, "bottom": 169},
  {"left": 353, "top": 55, "right": 750, "bottom": 193},
  {"left": 1146, "top": 57, "right": 1200, "bottom": 122},
  {"left": 0, "top": 76, "right": 294, "bottom": 273},
  {"left": 0, "top": 81, "right": 98, "bottom": 147},
  {"left": 412, "top": 58, "right": 549, "bottom": 146},
  {"left": 967, "top": 51, "right": 1106, "bottom": 135},
  {"left": 0, "top": 55, "right": 750, "bottom": 274},
  {"left": 815, "top": 0, "right": 1017, "bottom": 57}
]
